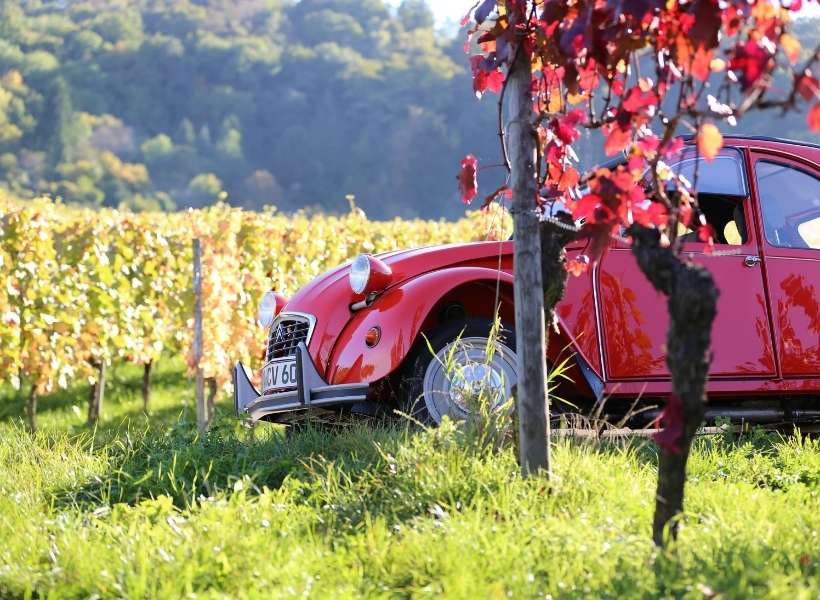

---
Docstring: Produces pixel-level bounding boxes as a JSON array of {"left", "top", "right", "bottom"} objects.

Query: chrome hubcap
[{"left": 422, "top": 336, "right": 517, "bottom": 424}]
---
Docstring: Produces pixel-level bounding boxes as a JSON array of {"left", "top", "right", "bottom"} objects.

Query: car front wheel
[{"left": 399, "top": 318, "right": 518, "bottom": 425}]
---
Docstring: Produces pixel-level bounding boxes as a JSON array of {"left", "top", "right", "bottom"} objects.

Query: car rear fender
[{"left": 325, "top": 266, "right": 601, "bottom": 400}]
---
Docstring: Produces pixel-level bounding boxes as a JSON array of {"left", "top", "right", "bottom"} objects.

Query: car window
[
  {"left": 669, "top": 151, "right": 748, "bottom": 196},
  {"left": 755, "top": 161, "right": 820, "bottom": 250},
  {"left": 664, "top": 149, "right": 749, "bottom": 246}
]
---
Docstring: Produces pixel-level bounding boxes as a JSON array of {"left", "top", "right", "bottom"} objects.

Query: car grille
[{"left": 267, "top": 314, "right": 313, "bottom": 361}]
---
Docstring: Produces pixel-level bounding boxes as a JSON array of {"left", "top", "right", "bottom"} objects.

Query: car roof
[
  {"left": 595, "top": 135, "right": 820, "bottom": 171},
  {"left": 682, "top": 134, "right": 820, "bottom": 152}
]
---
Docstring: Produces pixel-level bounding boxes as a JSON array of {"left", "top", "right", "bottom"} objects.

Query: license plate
[{"left": 262, "top": 359, "right": 297, "bottom": 391}]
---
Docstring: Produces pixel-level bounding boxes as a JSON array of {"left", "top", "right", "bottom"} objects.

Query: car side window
[
  {"left": 664, "top": 149, "right": 749, "bottom": 246},
  {"left": 755, "top": 161, "right": 820, "bottom": 250},
  {"left": 670, "top": 154, "right": 748, "bottom": 196}
]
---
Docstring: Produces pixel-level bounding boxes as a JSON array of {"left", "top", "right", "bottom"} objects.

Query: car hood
[
  {"left": 283, "top": 241, "right": 512, "bottom": 376},
  {"left": 288, "top": 240, "right": 512, "bottom": 306}
]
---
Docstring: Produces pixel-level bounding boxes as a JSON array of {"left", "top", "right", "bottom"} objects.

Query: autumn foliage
[
  {"left": 0, "top": 192, "right": 510, "bottom": 424},
  {"left": 460, "top": 0, "right": 818, "bottom": 546},
  {"left": 460, "top": 0, "right": 819, "bottom": 267}
]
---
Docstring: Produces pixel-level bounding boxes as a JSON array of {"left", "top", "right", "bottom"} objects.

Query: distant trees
[{"left": 0, "top": 1, "right": 816, "bottom": 217}]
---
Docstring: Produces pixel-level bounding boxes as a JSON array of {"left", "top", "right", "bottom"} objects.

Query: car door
[
  {"left": 596, "top": 147, "right": 777, "bottom": 380},
  {"left": 751, "top": 153, "right": 820, "bottom": 378}
]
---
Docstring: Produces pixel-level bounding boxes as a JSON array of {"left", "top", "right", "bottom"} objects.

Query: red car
[{"left": 234, "top": 136, "right": 820, "bottom": 425}]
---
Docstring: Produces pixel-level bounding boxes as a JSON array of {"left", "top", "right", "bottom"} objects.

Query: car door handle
[{"left": 744, "top": 255, "right": 761, "bottom": 268}]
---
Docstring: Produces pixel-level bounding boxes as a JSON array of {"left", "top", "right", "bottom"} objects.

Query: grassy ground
[{"left": 0, "top": 361, "right": 818, "bottom": 599}]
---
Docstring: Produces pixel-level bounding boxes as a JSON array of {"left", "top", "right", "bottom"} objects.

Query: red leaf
[
  {"left": 558, "top": 167, "right": 580, "bottom": 191},
  {"left": 635, "top": 201, "right": 668, "bottom": 227},
  {"left": 809, "top": 103, "right": 820, "bottom": 133},
  {"left": 603, "top": 124, "right": 632, "bottom": 156},
  {"left": 578, "top": 61, "right": 600, "bottom": 92},
  {"left": 698, "top": 223, "right": 716, "bottom": 243},
  {"left": 572, "top": 193, "right": 601, "bottom": 222},
  {"left": 691, "top": 47, "right": 712, "bottom": 81},
  {"left": 473, "top": 68, "right": 504, "bottom": 96},
  {"left": 565, "top": 256, "right": 589, "bottom": 277},
  {"left": 485, "top": 70, "right": 504, "bottom": 93},
  {"left": 661, "top": 137, "right": 684, "bottom": 158},
  {"left": 679, "top": 201, "right": 693, "bottom": 227},
  {"left": 797, "top": 74, "right": 819, "bottom": 102},
  {"left": 653, "top": 394, "right": 684, "bottom": 453},
  {"left": 552, "top": 109, "right": 585, "bottom": 145},
  {"left": 729, "top": 40, "right": 770, "bottom": 90},
  {"left": 458, "top": 155, "right": 479, "bottom": 204},
  {"left": 637, "top": 135, "right": 660, "bottom": 156},
  {"left": 622, "top": 87, "right": 659, "bottom": 112}
]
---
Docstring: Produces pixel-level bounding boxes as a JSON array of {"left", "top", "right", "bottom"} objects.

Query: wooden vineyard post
[
  {"left": 192, "top": 238, "right": 207, "bottom": 432},
  {"left": 506, "top": 6, "right": 550, "bottom": 478}
]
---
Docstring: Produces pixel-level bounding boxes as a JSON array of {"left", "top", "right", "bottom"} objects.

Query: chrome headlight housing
[
  {"left": 349, "top": 254, "right": 372, "bottom": 295},
  {"left": 349, "top": 254, "right": 393, "bottom": 297},
  {"left": 257, "top": 291, "right": 280, "bottom": 327}
]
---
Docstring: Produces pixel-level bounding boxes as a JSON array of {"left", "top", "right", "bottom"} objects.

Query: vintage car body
[{"left": 235, "top": 136, "right": 820, "bottom": 425}]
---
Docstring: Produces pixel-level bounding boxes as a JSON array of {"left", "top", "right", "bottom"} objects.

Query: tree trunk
[
  {"left": 26, "top": 384, "right": 37, "bottom": 432},
  {"left": 87, "top": 361, "right": 106, "bottom": 426},
  {"left": 507, "top": 28, "right": 549, "bottom": 478},
  {"left": 142, "top": 360, "right": 152, "bottom": 413},
  {"left": 193, "top": 239, "right": 209, "bottom": 432},
  {"left": 628, "top": 224, "right": 719, "bottom": 546},
  {"left": 206, "top": 377, "right": 217, "bottom": 425}
]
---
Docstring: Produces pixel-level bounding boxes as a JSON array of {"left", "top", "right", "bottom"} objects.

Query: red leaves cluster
[
  {"left": 729, "top": 40, "right": 772, "bottom": 90},
  {"left": 458, "top": 155, "right": 479, "bottom": 204},
  {"left": 459, "top": 0, "right": 818, "bottom": 269},
  {"left": 470, "top": 55, "right": 504, "bottom": 97}
]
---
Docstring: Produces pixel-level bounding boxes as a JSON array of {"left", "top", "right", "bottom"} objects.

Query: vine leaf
[{"left": 458, "top": 155, "right": 479, "bottom": 204}]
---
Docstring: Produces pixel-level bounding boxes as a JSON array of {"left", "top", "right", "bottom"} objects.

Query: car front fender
[
  {"left": 324, "top": 266, "right": 601, "bottom": 400},
  {"left": 325, "top": 266, "right": 512, "bottom": 385}
]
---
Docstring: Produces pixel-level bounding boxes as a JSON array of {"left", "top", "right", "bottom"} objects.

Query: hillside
[{"left": 0, "top": 1, "right": 817, "bottom": 218}]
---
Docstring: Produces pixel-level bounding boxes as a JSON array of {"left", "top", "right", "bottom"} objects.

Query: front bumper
[{"left": 233, "top": 342, "right": 369, "bottom": 422}]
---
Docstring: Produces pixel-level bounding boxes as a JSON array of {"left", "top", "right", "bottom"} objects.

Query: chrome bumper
[{"left": 233, "top": 342, "right": 369, "bottom": 422}]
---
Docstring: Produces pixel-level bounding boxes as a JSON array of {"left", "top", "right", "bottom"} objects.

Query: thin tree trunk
[
  {"left": 507, "top": 27, "right": 549, "bottom": 478},
  {"left": 142, "top": 360, "right": 152, "bottom": 413},
  {"left": 87, "top": 361, "right": 106, "bottom": 426},
  {"left": 193, "top": 239, "right": 208, "bottom": 432},
  {"left": 206, "top": 377, "right": 217, "bottom": 424},
  {"left": 26, "top": 384, "right": 37, "bottom": 432},
  {"left": 628, "top": 224, "right": 719, "bottom": 546}
]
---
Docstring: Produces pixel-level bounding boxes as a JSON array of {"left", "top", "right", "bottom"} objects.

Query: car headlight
[
  {"left": 349, "top": 254, "right": 392, "bottom": 296},
  {"left": 349, "top": 255, "right": 371, "bottom": 295},
  {"left": 258, "top": 290, "right": 287, "bottom": 327}
]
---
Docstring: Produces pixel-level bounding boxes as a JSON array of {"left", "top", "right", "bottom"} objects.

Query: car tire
[{"left": 399, "top": 318, "right": 518, "bottom": 426}]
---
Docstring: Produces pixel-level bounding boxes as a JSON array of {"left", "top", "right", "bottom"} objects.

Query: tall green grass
[{"left": 0, "top": 362, "right": 818, "bottom": 598}]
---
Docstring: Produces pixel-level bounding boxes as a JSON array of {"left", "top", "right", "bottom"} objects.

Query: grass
[{"left": 0, "top": 361, "right": 818, "bottom": 598}]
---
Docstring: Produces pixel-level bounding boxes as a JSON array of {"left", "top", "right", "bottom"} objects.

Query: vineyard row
[{"left": 0, "top": 193, "right": 509, "bottom": 420}]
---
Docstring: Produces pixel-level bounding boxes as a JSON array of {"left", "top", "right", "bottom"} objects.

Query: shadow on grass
[
  {"left": 0, "top": 381, "right": 86, "bottom": 423},
  {"left": 48, "top": 411, "right": 410, "bottom": 513},
  {"left": 0, "top": 359, "right": 191, "bottom": 425}
]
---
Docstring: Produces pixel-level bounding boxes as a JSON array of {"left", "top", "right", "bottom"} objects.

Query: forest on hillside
[{"left": 0, "top": 0, "right": 818, "bottom": 219}]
